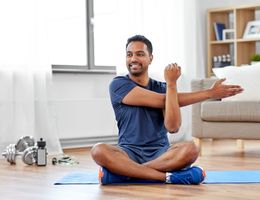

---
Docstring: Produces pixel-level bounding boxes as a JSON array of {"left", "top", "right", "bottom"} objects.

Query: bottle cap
[{"left": 37, "top": 138, "right": 46, "bottom": 148}]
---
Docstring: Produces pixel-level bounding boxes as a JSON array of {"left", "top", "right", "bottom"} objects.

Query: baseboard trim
[{"left": 60, "top": 135, "right": 118, "bottom": 149}]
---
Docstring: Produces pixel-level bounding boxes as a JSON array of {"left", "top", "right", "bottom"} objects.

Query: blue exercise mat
[
  {"left": 204, "top": 170, "right": 260, "bottom": 184},
  {"left": 54, "top": 170, "right": 260, "bottom": 185},
  {"left": 54, "top": 172, "right": 99, "bottom": 185}
]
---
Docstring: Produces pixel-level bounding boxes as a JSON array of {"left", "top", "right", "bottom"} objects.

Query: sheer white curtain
[
  {"left": 0, "top": 1, "right": 62, "bottom": 154},
  {"left": 115, "top": 0, "right": 198, "bottom": 142}
]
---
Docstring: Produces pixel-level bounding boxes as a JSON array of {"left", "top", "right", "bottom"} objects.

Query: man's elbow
[
  {"left": 168, "top": 127, "right": 180, "bottom": 134},
  {"left": 164, "top": 121, "right": 181, "bottom": 134}
]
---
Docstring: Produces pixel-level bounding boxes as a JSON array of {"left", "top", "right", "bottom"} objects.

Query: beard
[
  {"left": 128, "top": 69, "right": 143, "bottom": 77},
  {"left": 127, "top": 63, "right": 146, "bottom": 77}
]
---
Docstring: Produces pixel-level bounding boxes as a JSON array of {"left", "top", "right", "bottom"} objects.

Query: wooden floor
[{"left": 1, "top": 139, "right": 260, "bottom": 200}]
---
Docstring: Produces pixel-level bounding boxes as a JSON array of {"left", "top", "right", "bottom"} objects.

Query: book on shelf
[{"left": 213, "top": 22, "right": 225, "bottom": 40}]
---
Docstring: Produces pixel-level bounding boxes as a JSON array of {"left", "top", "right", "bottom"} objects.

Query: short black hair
[{"left": 126, "top": 35, "right": 153, "bottom": 55}]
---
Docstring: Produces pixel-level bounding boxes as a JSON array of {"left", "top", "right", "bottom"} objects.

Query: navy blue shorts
[{"left": 118, "top": 144, "right": 170, "bottom": 164}]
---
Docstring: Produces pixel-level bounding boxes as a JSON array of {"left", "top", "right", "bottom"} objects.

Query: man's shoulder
[
  {"left": 112, "top": 75, "right": 129, "bottom": 82},
  {"left": 109, "top": 75, "right": 136, "bottom": 92},
  {"left": 110, "top": 75, "right": 130, "bottom": 87}
]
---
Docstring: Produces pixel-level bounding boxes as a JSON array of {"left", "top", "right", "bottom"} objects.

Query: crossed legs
[{"left": 91, "top": 141, "right": 199, "bottom": 182}]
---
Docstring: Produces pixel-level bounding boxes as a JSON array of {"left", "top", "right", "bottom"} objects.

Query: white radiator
[{"left": 50, "top": 98, "right": 118, "bottom": 148}]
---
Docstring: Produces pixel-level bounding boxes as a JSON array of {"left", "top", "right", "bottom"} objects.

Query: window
[
  {"left": 51, "top": 0, "right": 116, "bottom": 73},
  {"left": 92, "top": 0, "right": 119, "bottom": 68}
]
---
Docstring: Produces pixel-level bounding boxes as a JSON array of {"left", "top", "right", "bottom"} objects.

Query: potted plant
[{"left": 251, "top": 54, "right": 260, "bottom": 65}]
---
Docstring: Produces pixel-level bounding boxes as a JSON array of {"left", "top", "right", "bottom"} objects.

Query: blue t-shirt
[{"left": 109, "top": 75, "right": 169, "bottom": 148}]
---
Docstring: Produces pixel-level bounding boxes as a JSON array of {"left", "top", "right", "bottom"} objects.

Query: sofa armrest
[
  {"left": 191, "top": 78, "right": 218, "bottom": 138},
  {"left": 191, "top": 77, "right": 218, "bottom": 91}
]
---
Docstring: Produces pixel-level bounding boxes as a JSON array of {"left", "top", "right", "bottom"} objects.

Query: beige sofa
[{"left": 191, "top": 78, "right": 260, "bottom": 152}]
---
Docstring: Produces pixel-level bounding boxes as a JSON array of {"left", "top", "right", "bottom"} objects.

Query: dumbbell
[
  {"left": 21, "top": 146, "right": 37, "bottom": 165},
  {"left": 2, "top": 144, "right": 17, "bottom": 164},
  {"left": 2, "top": 136, "right": 35, "bottom": 164},
  {"left": 16, "top": 136, "right": 35, "bottom": 152}
]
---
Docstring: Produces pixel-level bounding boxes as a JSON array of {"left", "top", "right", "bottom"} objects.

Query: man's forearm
[
  {"left": 164, "top": 84, "right": 181, "bottom": 133},
  {"left": 177, "top": 90, "right": 212, "bottom": 107}
]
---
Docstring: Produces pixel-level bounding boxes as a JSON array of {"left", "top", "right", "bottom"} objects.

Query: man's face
[{"left": 126, "top": 41, "right": 153, "bottom": 76}]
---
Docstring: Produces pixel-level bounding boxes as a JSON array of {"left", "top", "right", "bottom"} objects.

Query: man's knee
[
  {"left": 91, "top": 143, "right": 109, "bottom": 163},
  {"left": 183, "top": 141, "right": 199, "bottom": 163}
]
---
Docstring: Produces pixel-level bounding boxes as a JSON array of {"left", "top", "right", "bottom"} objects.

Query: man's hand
[
  {"left": 209, "top": 78, "right": 243, "bottom": 99},
  {"left": 164, "top": 63, "right": 181, "bottom": 84}
]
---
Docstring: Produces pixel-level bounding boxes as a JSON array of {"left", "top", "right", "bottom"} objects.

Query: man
[{"left": 91, "top": 35, "right": 243, "bottom": 185}]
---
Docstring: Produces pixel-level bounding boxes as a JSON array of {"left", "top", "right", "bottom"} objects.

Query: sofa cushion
[
  {"left": 201, "top": 101, "right": 260, "bottom": 122},
  {"left": 212, "top": 64, "right": 260, "bottom": 101}
]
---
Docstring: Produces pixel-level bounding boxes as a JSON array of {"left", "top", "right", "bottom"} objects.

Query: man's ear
[{"left": 149, "top": 55, "right": 153, "bottom": 64}]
